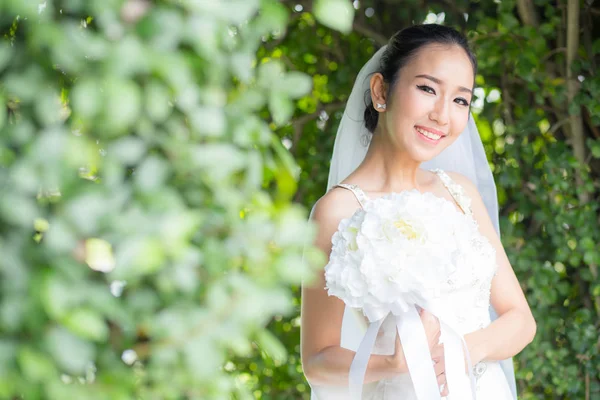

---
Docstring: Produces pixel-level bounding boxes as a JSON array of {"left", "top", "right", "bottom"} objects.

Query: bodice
[{"left": 334, "top": 169, "right": 498, "bottom": 349}]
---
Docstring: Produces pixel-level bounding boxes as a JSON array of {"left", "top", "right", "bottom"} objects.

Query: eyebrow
[{"left": 415, "top": 74, "right": 473, "bottom": 95}]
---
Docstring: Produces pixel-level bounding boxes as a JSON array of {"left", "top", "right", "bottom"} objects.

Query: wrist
[
  {"left": 465, "top": 328, "right": 489, "bottom": 365},
  {"left": 385, "top": 354, "right": 407, "bottom": 374}
]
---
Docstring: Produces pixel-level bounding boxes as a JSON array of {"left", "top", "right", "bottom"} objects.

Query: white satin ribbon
[{"left": 348, "top": 304, "right": 477, "bottom": 400}]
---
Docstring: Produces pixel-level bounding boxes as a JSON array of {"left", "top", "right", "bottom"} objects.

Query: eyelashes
[
  {"left": 416, "top": 84, "right": 470, "bottom": 107},
  {"left": 417, "top": 84, "right": 435, "bottom": 95}
]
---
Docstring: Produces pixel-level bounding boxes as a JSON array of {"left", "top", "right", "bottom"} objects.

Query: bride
[{"left": 300, "top": 24, "right": 536, "bottom": 399}]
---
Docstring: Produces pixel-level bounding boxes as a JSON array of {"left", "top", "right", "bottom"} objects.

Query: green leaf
[
  {"left": 190, "top": 143, "right": 246, "bottom": 180},
  {"left": 314, "top": 0, "right": 355, "bottom": 34},
  {"left": 255, "top": 1, "right": 289, "bottom": 34},
  {"left": 581, "top": 237, "right": 595, "bottom": 250},
  {"left": 113, "top": 237, "right": 167, "bottom": 278},
  {"left": 18, "top": 348, "right": 57, "bottom": 383},
  {"left": 104, "top": 79, "right": 142, "bottom": 133},
  {"left": 85, "top": 238, "right": 116, "bottom": 273},
  {"left": 42, "top": 274, "right": 74, "bottom": 320},
  {"left": 269, "top": 91, "right": 294, "bottom": 125},
  {"left": 46, "top": 327, "right": 95, "bottom": 375},
  {"left": 0, "top": 193, "right": 38, "bottom": 228},
  {"left": 66, "top": 192, "right": 109, "bottom": 235},
  {"left": 62, "top": 308, "right": 109, "bottom": 342},
  {"left": 0, "top": 95, "right": 7, "bottom": 132},
  {"left": 134, "top": 155, "right": 169, "bottom": 192},
  {"left": 109, "top": 136, "right": 147, "bottom": 165},
  {"left": 145, "top": 82, "right": 172, "bottom": 122},
  {"left": 108, "top": 36, "right": 149, "bottom": 77},
  {"left": 281, "top": 72, "right": 313, "bottom": 99},
  {"left": 256, "top": 329, "right": 287, "bottom": 365},
  {"left": 184, "top": 336, "right": 223, "bottom": 379},
  {"left": 35, "top": 88, "right": 63, "bottom": 126},
  {"left": 0, "top": 42, "right": 13, "bottom": 72},
  {"left": 189, "top": 106, "right": 226, "bottom": 137},
  {"left": 44, "top": 218, "right": 78, "bottom": 253},
  {"left": 71, "top": 79, "right": 102, "bottom": 119},
  {"left": 589, "top": 139, "right": 600, "bottom": 159},
  {"left": 192, "top": 0, "right": 260, "bottom": 24},
  {"left": 229, "top": 52, "right": 255, "bottom": 83},
  {"left": 258, "top": 61, "right": 284, "bottom": 88},
  {"left": 3, "top": 67, "right": 45, "bottom": 102}
]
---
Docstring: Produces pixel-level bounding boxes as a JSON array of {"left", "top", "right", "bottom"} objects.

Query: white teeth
[{"left": 416, "top": 127, "right": 442, "bottom": 140}]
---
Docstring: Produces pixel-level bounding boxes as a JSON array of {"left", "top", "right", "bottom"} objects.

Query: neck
[{"left": 359, "top": 131, "right": 424, "bottom": 193}]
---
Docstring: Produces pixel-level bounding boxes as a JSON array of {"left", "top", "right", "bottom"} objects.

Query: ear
[{"left": 369, "top": 73, "right": 387, "bottom": 112}]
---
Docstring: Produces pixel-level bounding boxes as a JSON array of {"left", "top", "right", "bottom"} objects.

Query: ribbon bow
[{"left": 349, "top": 301, "right": 477, "bottom": 400}]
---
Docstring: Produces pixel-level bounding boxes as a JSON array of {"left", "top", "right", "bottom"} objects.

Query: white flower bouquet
[{"left": 324, "top": 191, "right": 477, "bottom": 400}]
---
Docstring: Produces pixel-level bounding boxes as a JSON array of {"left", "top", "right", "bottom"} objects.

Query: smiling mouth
[{"left": 415, "top": 126, "right": 446, "bottom": 141}]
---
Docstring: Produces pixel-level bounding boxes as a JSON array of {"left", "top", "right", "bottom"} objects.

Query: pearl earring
[{"left": 376, "top": 103, "right": 386, "bottom": 110}]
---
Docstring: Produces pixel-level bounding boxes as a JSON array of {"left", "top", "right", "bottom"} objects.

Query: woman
[{"left": 300, "top": 24, "right": 536, "bottom": 399}]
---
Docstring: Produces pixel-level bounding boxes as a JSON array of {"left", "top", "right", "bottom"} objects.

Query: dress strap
[
  {"left": 333, "top": 183, "right": 370, "bottom": 209},
  {"left": 431, "top": 169, "right": 473, "bottom": 216}
]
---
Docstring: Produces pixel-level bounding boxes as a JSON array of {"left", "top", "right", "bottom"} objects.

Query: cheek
[
  {"left": 450, "top": 109, "right": 470, "bottom": 135},
  {"left": 400, "top": 89, "right": 431, "bottom": 118},
  {"left": 389, "top": 89, "right": 431, "bottom": 126}
]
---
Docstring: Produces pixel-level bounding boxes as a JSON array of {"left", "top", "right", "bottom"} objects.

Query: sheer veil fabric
[{"left": 306, "top": 45, "right": 517, "bottom": 399}]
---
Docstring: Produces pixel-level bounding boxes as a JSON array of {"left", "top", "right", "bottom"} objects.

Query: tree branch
[
  {"left": 352, "top": 21, "right": 388, "bottom": 46},
  {"left": 566, "top": 0, "right": 599, "bottom": 317},
  {"left": 290, "top": 102, "right": 346, "bottom": 156},
  {"left": 516, "top": 0, "right": 539, "bottom": 27}
]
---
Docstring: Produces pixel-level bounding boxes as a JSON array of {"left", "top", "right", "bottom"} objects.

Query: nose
[{"left": 428, "top": 98, "right": 449, "bottom": 126}]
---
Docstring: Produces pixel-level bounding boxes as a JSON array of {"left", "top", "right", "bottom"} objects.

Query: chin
[{"left": 407, "top": 146, "right": 446, "bottom": 164}]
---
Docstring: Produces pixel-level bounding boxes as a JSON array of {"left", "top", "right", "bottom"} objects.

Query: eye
[
  {"left": 417, "top": 85, "right": 435, "bottom": 95},
  {"left": 455, "top": 98, "right": 470, "bottom": 106}
]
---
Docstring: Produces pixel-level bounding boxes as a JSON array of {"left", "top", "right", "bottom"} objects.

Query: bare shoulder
[
  {"left": 311, "top": 186, "right": 363, "bottom": 229},
  {"left": 443, "top": 171, "right": 497, "bottom": 232},
  {"left": 444, "top": 171, "right": 482, "bottom": 201}
]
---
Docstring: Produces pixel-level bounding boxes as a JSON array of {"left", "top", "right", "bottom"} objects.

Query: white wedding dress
[{"left": 309, "top": 169, "right": 514, "bottom": 400}]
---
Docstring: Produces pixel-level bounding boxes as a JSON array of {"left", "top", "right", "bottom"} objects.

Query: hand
[
  {"left": 388, "top": 309, "right": 448, "bottom": 395},
  {"left": 389, "top": 330, "right": 408, "bottom": 374},
  {"left": 419, "top": 308, "right": 441, "bottom": 351},
  {"left": 420, "top": 309, "right": 448, "bottom": 395},
  {"left": 431, "top": 342, "right": 449, "bottom": 396},
  {"left": 388, "top": 310, "right": 440, "bottom": 374}
]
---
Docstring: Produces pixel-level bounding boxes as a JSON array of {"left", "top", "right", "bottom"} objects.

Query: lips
[{"left": 415, "top": 126, "right": 447, "bottom": 142}]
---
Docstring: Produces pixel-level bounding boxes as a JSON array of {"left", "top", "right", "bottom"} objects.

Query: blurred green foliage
[
  {"left": 1, "top": 0, "right": 599, "bottom": 399},
  {"left": 0, "top": 0, "right": 329, "bottom": 399}
]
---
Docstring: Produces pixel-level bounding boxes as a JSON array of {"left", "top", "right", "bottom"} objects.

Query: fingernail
[{"left": 439, "top": 383, "right": 445, "bottom": 393}]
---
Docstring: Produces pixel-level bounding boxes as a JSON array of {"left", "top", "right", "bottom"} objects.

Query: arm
[
  {"left": 448, "top": 172, "right": 537, "bottom": 365},
  {"left": 300, "top": 189, "right": 408, "bottom": 386}
]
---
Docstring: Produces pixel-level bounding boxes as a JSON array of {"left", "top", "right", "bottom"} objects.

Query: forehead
[{"left": 399, "top": 44, "right": 474, "bottom": 89}]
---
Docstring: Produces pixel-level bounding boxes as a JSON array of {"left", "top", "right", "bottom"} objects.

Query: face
[{"left": 370, "top": 44, "right": 474, "bottom": 162}]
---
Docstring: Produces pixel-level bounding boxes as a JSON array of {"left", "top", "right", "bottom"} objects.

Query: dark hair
[{"left": 364, "top": 24, "right": 477, "bottom": 134}]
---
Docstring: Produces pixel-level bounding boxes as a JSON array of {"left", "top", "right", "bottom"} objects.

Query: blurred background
[{"left": 0, "top": 0, "right": 598, "bottom": 399}]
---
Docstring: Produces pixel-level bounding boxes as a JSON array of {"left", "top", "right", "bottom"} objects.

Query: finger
[
  {"left": 434, "top": 362, "right": 445, "bottom": 376},
  {"left": 420, "top": 309, "right": 435, "bottom": 323},
  {"left": 421, "top": 316, "right": 441, "bottom": 334},
  {"left": 429, "top": 332, "right": 442, "bottom": 350},
  {"left": 438, "top": 373, "right": 448, "bottom": 396},
  {"left": 430, "top": 343, "right": 444, "bottom": 359},
  {"left": 426, "top": 326, "right": 441, "bottom": 343},
  {"left": 441, "top": 385, "right": 449, "bottom": 397},
  {"left": 422, "top": 310, "right": 440, "bottom": 325},
  {"left": 437, "top": 372, "right": 445, "bottom": 386}
]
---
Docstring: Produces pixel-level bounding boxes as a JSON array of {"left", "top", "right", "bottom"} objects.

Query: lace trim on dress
[
  {"left": 431, "top": 168, "right": 473, "bottom": 216},
  {"left": 334, "top": 183, "right": 370, "bottom": 209},
  {"left": 334, "top": 169, "right": 473, "bottom": 216}
]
